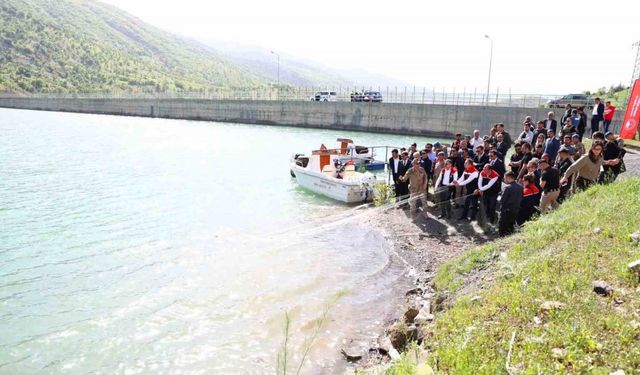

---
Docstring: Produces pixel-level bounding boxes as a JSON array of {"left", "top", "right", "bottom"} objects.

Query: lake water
[{"left": 0, "top": 108, "right": 438, "bottom": 374}]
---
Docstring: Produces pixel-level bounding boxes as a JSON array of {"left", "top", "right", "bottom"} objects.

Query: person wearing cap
[
  {"left": 435, "top": 159, "right": 457, "bottom": 219},
  {"left": 498, "top": 171, "right": 523, "bottom": 236},
  {"left": 556, "top": 147, "right": 574, "bottom": 203},
  {"left": 603, "top": 101, "right": 616, "bottom": 133},
  {"left": 572, "top": 134, "right": 585, "bottom": 160},
  {"left": 543, "top": 128, "right": 560, "bottom": 163},
  {"left": 400, "top": 158, "right": 428, "bottom": 217},
  {"left": 591, "top": 97, "right": 605, "bottom": 136},
  {"left": 599, "top": 132, "right": 625, "bottom": 183},
  {"left": 539, "top": 159, "right": 561, "bottom": 213}
]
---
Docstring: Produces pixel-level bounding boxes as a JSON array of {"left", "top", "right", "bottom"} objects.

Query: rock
[
  {"left": 470, "top": 295, "right": 481, "bottom": 303},
  {"left": 405, "top": 324, "right": 419, "bottom": 341},
  {"left": 629, "top": 259, "right": 640, "bottom": 274},
  {"left": 631, "top": 231, "right": 640, "bottom": 244},
  {"left": 540, "top": 301, "right": 565, "bottom": 312},
  {"left": 378, "top": 336, "right": 401, "bottom": 360},
  {"left": 593, "top": 280, "right": 614, "bottom": 296},
  {"left": 610, "top": 370, "right": 625, "bottom": 375},
  {"left": 404, "top": 306, "right": 421, "bottom": 323},
  {"left": 405, "top": 288, "right": 422, "bottom": 296},
  {"left": 594, "top": 227, "right": 602, "bottom": 234},
  {"left": 415, "top": 313, "right": 435, "bottom": 324},
  {"left": 388, "top": 322, "right": 409, "bottom": 351},
  {"left": 533, "top": 316, "right": 543, "bottom": 325},
  {"left": 340, "top": 348, "right": 363, "bottom": 362},
  {"left": 551, "top": 347, "right": 567, "bottom": 359}
]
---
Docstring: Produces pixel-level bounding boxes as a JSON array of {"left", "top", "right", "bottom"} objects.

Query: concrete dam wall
[{"left": 0, "top": 97, "right": 622, "bottom": 137}]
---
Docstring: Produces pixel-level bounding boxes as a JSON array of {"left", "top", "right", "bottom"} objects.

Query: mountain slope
[
  {"left": 205, "top": 39, "right": 410, "bottom": 89},
  {"left": 0, "top": 0, "right": 265, "bottom": 93}
]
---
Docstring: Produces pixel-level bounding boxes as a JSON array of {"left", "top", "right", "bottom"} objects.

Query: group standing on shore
[{"left": 389, "top": 101, "right": 627, "bottom": 236}]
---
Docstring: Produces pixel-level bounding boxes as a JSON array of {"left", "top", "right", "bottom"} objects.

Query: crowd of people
[{"left": 388, "top": 101, "right": 627, "bottom": 236}]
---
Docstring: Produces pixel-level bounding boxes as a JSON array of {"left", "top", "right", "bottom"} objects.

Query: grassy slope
[
  {"left": 389, "top": 178, "right": 640, "bottom": 374},
  {"left": 0, "top": 0, "right": 265, "bottom": 93}
]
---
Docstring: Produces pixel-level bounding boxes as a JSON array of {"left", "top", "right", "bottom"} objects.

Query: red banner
[{"left": 620, "top": 79, "right": 640, "bottom": 139}]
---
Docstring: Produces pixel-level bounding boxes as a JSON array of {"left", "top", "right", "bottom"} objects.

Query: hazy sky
[{"left": 101, "top": 0, "right": 639, "bottom": 94}]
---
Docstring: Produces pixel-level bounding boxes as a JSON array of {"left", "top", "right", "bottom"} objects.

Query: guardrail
[{"left": 0, "top": 89, "right": 597, "bottom": 109}]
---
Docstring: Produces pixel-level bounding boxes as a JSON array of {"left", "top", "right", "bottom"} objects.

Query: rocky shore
[{"left": 340, "top": 199, "right": 494, "bottom": 371}]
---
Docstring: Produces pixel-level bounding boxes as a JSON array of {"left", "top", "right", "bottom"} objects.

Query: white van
[{"left": 310, "top": 91, "right": 338, "bottom": 102}]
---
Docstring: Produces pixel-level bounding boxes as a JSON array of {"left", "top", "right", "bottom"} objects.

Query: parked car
[
  {"left": 350, "top": 92, "right": 364, "bottom": 102},
  {"left": 362, "top": 91, "right": 383, "bottom": 103},
  {"left": 547, "top": 94, "right": 594, "bottom": 109},
  {"left": 310, "top": 91, "right": 337, "bottom": 102}
]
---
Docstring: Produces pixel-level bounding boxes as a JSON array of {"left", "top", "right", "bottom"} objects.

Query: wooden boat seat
[{"left": 322, "top": 165, "right": 335, "bottom": 176}]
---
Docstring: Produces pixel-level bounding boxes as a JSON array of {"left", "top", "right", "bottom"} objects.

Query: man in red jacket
[{"left": 603, "top": 101, "right": 615, "bottom": 133}]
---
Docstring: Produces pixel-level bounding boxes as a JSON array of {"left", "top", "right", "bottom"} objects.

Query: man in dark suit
[
  {"left": 590, "top": 97, "right": 604, "bottom": 136},
  {"left": 389, "top": 149, "right": 402, "bottom": 198},
  {"left": 488, "top": 149, "right": 505, "bottom": 185},
  {"left": 494, "top": 133, "right": 509, "bottom": 159},
  {"left": 499, "top": 172, "right": 523, "bottom": 236},
  {"left": 472, "top": 145, "right": 489, "bottom": 170},
  {"left": 396, "top": 151, "right": 411, "bottom": 199},
  {"left": 544, "top": 111, "right": 557, "bottom": 134}
]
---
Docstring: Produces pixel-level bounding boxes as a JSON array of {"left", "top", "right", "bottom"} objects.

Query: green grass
[{"left": 387, "top": 178, "right": 640, "bottom": 374}]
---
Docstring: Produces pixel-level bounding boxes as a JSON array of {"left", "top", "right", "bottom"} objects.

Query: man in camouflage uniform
[{"left": 400, "top": 158, "right": 428, "bottom": 217}]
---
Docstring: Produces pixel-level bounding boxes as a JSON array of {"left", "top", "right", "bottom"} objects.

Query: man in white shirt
[
  {"left": 470, "top": 130, "right": 484, "bottom": 149},
  {"left": 517, "top": 123, "right": 534, "bottom": 145},
  {"left": 435, "top": 159, "right": 457, "bottom": 219}
]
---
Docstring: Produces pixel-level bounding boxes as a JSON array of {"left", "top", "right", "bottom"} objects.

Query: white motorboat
[{"left": 290, "top": 148, "right": 376, "bottom": 203}]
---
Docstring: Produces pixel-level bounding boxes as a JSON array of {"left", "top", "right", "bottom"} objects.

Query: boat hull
[{"left": 291, "top": 165, "right": 369, "bottom": 203}]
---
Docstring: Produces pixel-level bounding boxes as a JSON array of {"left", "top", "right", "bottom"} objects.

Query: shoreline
[{"left": 340, "top": 200, "right": 493, "bottom": 370}]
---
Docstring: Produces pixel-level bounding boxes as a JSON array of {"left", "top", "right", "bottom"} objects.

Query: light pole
[
  {"left": 484, "top": 35, "right": 493, "bottom": 106},
  {"left": 270, "top": 50, "right": 280, "bottom": 86}
]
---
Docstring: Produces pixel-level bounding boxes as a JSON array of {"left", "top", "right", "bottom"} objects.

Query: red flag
[{"left": 620, "top": 79, "right": 640, "bottom": 139}]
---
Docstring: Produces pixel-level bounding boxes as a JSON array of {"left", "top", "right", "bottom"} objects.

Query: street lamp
[
  {"left": 270, "top": 50, "right": 280, "bottom": 86},
  {"left": 484, "top": 35, "right": 493, "bottom": 106}
]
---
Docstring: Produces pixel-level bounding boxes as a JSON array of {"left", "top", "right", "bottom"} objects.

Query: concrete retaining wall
[{"left": 0, "top": 97, "right": 622, "bottom": 137}]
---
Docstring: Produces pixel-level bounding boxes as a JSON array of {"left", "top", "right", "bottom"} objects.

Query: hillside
[
  {"left": 0, "top": 0, "right": 267, "bottom": 93},
  {"left": 204, "top": 39, "right": 410, "bottom": 89}
]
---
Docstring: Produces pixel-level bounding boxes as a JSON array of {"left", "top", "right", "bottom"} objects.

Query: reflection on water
[{"left": 0, "top": 108, "right": 431, "bottom": 373}]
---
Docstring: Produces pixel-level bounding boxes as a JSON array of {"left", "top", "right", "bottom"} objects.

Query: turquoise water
[{"left": 0, "top": 108, "right": 438, "bottom": 374}]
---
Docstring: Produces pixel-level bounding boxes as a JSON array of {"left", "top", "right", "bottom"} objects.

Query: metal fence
[{"left": 0, "top": 87, "right": 577, "bottom": 108}]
